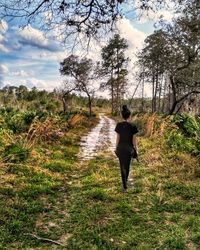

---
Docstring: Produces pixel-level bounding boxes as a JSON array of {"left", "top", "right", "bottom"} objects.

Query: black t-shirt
[{"left": 115, "top": 121, "right": 138, "bottom": 145}]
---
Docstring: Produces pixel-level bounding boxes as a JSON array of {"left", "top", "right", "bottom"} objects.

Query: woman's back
[{"left": 115, "top": 121, "right": 138, "bottom": 146}]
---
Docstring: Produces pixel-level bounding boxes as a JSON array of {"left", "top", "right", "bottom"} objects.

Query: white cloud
[
  {"left": 12, "top": 42, "right": 22, "bottom": 50},
  {"left": 0, "top": 33, "right": 4, "bottom": 42},
  {"left": 22, "top": 77, "right": 59, "bottom": 91},
  {"left": 16, "top": 25, "right": 61, "bottom": 52},
  {"left": 38, "top": 50, "right": 67, "bottom": 62},
  {"left": 0, "top": 20, "right": 9, "bottom": 53},
  {"left": 117, "top": 18, "right": 146, "bottom": 51},
  {"left": 0, "top": 64, "right": 9, "bottom": 87},
  {"left": 0, "top": 19, "right": 8, "bottom": 33},
  {"left": 0, "top": 64, "right": 9, "bottom": 75},
  {"left": 0, "top": 43, "right": 9, "bottom": 53},
  {"left": 11, "top": 70, "right": 34, "bottom": 77},
  {"left": 18, "top": 25, "right": 48, "bottom": 46},
  {"left": 13, "top": 48, "right": 67, "bottom": 64}
]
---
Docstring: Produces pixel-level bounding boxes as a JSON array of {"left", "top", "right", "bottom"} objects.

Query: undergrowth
[
  {"left": 0, "top": 112, "right": 199, "bottom": 249},
  {"left": 0, "top": 111, "right": 98, "bottom": 249}
]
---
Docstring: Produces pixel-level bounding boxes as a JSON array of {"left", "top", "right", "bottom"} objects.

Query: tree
[
  {"left": 15, "top": 85, "right": 28, "bottom": 101},
  {"left": 164, "top": 0, "right": 200, "bottom": 114},
  {"left": 138, "top": 30, "right": 170, "bottom": 112},
  {"left": 0, "top": 0, "right": 180, "bottom": 44},
  {"left": 138, "top": 0, "right": 200, "bottom": 114},
  {"left": 59, "top": 83, "right": 77, "bottom": 114},
  {"left": 100, "top": 34, "right": 128, "bottom": 114},
  {"left": 60, "top": 55, "right": 97, "bottom": 116}
]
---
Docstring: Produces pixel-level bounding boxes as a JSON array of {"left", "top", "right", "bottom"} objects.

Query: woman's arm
[
  {"left": 116, "top": 133, "right": 120, "bottom": 147},
  {"left": 132, "top": 135, "right": 138, "bottom": 152}
]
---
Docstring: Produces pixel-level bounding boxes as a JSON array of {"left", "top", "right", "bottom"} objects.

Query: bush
[
  {"left": 172, "top": 113, "right": 200, "bottom": 137},
  {"left": 6, "top": 113, "right": 27, "bottom": 133},
  {"left": 0, "top": 110, "right": 30, "bottom": 133},
  {"left": 3, "top": 143, "right": 29, "bottom": 163},
  {"left": 23, "top": 111, "right": 37, "bottom": 125},
  {"left": 166, "top": 131, "right": 198, "bottom": 154},
  {"left": 0, "top": 129, "right": 14, "bottom": 148},
  {"left": 166, "top": 113, "right": 200, "bottom": 156}
]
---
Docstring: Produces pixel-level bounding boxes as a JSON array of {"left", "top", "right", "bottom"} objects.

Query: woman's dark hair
[{"left": 121, "top": 105, "right": 131, "bottom": 120}]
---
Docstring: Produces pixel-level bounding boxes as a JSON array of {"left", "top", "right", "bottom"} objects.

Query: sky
[{"left": 0, "top": 2, "right": 175, "bottom": 98}]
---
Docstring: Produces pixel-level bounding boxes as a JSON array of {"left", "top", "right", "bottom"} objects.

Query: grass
[{"left": 0, "top": 116, "right": 199, "bottom": 249}]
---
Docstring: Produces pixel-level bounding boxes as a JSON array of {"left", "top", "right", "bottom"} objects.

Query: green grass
[
  {"left": 61, "top": 137, "right": 199, "bottom": 250},
  {"left": 0, "top": 117, "right": 199, "bottom": 249}
]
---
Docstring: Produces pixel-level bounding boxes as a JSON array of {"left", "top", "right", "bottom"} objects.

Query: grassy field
[{"left": 0, "top": 114, "right": 200, "bottom": 249}]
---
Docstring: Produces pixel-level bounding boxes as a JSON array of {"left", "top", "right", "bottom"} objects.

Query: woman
[{"left": 115, "top": 105, "right": 138, "bottom": 192}]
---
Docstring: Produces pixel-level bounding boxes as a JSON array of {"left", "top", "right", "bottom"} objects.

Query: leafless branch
[{"left": 24, "top": 233, "right": 66, "bottom": 247}]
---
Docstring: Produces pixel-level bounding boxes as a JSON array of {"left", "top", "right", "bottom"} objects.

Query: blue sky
[{"left": 0, "top": 5, "right": 174, "bottom": 97}]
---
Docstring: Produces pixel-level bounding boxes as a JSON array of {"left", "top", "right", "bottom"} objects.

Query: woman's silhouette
[{"left": 115, "top": 105, "right": 138, "bottom": 192}]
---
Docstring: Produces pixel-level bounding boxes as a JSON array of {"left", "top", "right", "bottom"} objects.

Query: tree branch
[
  {"left": 176, "top": 90, "right": 200, "bottom": 104},
  {"left": 28, "top": 0, "right": 49, "bottom": 17},
  {"left": 24, "top": 233, "right": 65, "bottom": 247}
]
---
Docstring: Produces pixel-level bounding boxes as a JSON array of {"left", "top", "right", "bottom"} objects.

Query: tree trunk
[
  {"left": 111, "top": 73, "right": 114, "bottom": 115},
  {"left": 153, "top": 72, "right": 159, "bottom": 112},
  {"left": 168, "top": 75, "right": 178, "bottom": 114},
  {"left": 169, "top": 90, "right": 200, "bottom": 115},
  {"left": 169, "top": 100, "right": 178, "bottom": 114},
  {"left": 88, "top": 95, "right": 92, "bottom": 117},
  {"left": 111, "top": 86, "right": 114, "bottom": 115},
  {"left": 158, "top": 75, "right": 163, "bottom": 112},
  {"left": 162, "top": 76, "right": 167, "bottom": 113},
  {"left": 141, "top": 73, "right": 144, "bottom": 112},
  {"left": 116, "top": 45, "right": 121, "bottom": 114},
  {"left": 62, "top": 97, "right": 68, "bottom": 114},
  {"left": 152, "top": 75, "right": 155, "bottom": 112}
]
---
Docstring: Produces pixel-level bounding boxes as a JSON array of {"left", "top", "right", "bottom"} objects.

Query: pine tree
[{"left": 101, "top": 34, "right": 129, "bottom": 114}]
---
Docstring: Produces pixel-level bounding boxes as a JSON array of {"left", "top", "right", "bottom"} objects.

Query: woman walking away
[{"left": 115, "top": 105, "right": 138, "bottom": 192}]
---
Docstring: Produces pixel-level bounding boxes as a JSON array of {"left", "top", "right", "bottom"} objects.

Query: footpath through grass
[{"left": 1, "top": 117, "right": 200, "bottom": 249}]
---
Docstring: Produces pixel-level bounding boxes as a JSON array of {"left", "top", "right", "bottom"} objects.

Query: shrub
[
  {"left": 0, "top": 128, "right": 14, "bottom": 148},
  {"left": 23, "top": 111, "right": 37, "bottom": 125},
  {"left": 3, "top": 143, "right": 29, "bottom": 163},
  {"left": 172, "top": 113, "right": 200, "bottom": 137},
  {"left": 1, "top": 110, "right": 50, "bottom": 133},
  {"left": 6, "top": 113, "right": 27, "bottom": 133},
  {"left": 166, "top": 113, "right": 200, "bottom": 156},
  {"left": 166, "top": 131, "right": 198, "bottom": 154}
]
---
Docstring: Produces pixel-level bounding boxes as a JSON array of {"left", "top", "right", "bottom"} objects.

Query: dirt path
[{"left": 78, "top": 114, "right": 116, "bottom": 160}]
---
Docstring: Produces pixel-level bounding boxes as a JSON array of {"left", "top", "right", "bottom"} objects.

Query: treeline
[{"left": 0, "top": 85, "right": 110, "bottom": 115}]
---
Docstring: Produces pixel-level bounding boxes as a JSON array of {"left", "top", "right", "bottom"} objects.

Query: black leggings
[{"left": 119, "top": 156, "right": 131, "bottom": 189}]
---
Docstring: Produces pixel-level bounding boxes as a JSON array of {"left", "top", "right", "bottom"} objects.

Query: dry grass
[
  {"left": 24, "top": 116, "right": 61, "bottom": 149},
  {"left": 68, "top": 114, "right": 85, "bottom": 127}
]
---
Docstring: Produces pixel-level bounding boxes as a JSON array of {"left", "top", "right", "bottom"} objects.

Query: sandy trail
[{"left": 78, "top": 115, "right": 116, "bottom": 160}]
